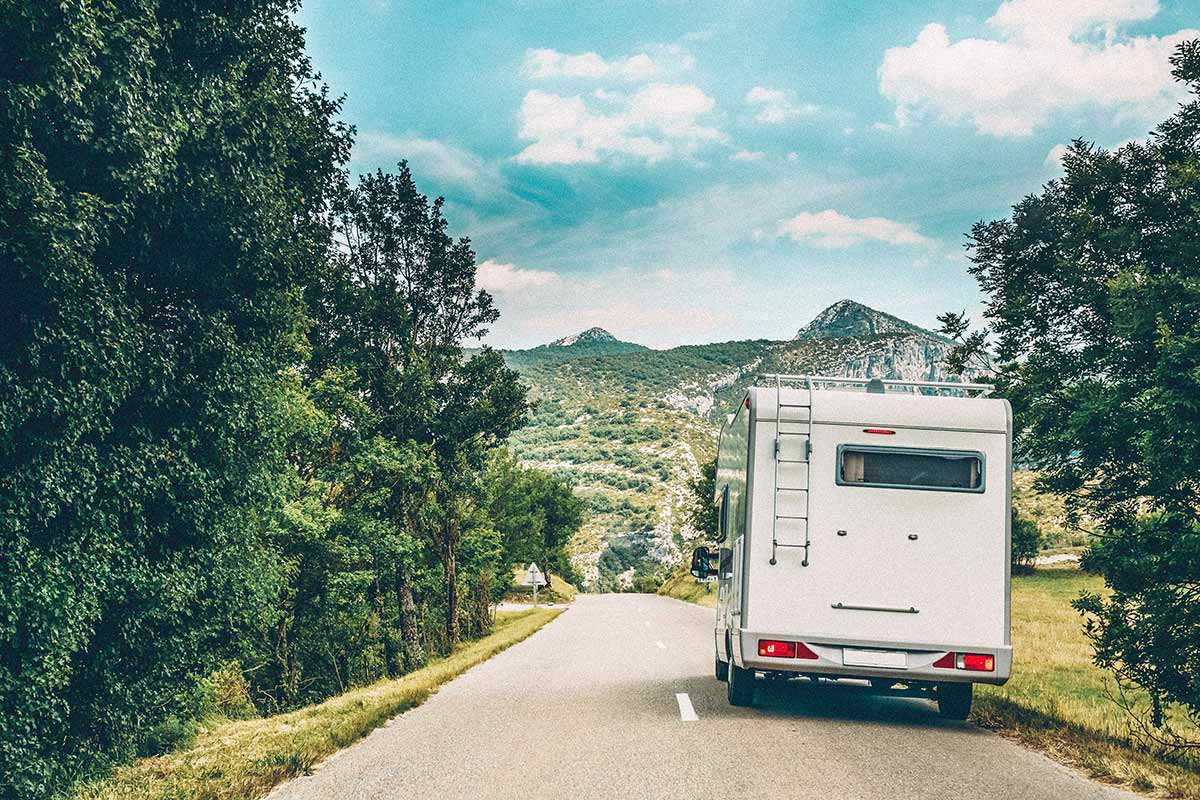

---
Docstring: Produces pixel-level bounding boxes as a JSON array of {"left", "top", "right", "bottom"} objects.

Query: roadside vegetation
[
  {"left": 70, "top": 609, "right": 561, "bottom": 800},
  {"left": 0, "top": 7, "right": 583, "bottom": 799}
]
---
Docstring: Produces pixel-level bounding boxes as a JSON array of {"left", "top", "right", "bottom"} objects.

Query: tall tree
[
  {"left": 0, "top": 2, "right": 349, "bottom": 795},
  {"left": 483, "top": 449, "right": 586, "bottom": 587},
  {"left": 940, "top": 40, "right": 1200, "bottom": 744},
  {"left": 313, "top": 165, "right": 527, "bottom": 646}
]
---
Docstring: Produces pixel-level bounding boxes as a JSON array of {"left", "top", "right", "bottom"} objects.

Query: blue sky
[{"left": 297, "top": 0, "right": 1199, "bottom": 349}]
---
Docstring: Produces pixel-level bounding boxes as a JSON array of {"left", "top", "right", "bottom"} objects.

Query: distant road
[{"left": 270, "top": 594, "right": 1137, "bottom": 800}]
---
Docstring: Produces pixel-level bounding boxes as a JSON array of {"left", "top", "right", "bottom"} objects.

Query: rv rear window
[{"left": 837, "top": 446, "right": 984, "bottom": 493}]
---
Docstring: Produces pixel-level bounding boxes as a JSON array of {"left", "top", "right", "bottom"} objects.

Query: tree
[
  {"left": 314, "top": 165, "right": 527, "bottom": 646},
  {"left": 0, "top": 4, "right": 349, "bottom": 795},
  {"left": 940, "top": 40, "right": 1200, "bottom": 746},
  {"left": 482, "top": 449, "right": 586, "bottom": 588},
  {"left": 684, "top": 458, "right": 719, "bottom": 544}
]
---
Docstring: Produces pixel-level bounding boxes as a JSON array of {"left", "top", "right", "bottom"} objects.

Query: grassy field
[
  {"left": 71, "top": 608, "right": 563, "bottom": 800},
  {"left": 660, "top": 567, "right": 1200, "bottom": 798}
]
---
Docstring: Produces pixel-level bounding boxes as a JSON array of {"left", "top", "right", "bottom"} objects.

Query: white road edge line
[
  {"left": 655, "top": 640, "right": 667, "bottom": 650},
  {"left": 676, "top": 692, "right": 699, "bottom": 722}
]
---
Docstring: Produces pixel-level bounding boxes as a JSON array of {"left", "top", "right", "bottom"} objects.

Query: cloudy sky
[{"left": 298, "top": 0, "right": 1198, "bottom": 349}]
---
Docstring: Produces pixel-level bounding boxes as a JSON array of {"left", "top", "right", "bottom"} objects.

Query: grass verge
[
  {"left": 506, "top": 566, "right": 577, "bottom": 604},
  {"left": 975, "top": 568, "right": 1200, "bottom": 797},
  {"left": 71, "top": 607, "right": 563, "bottom": 800},
  {"left": 660, "top": 565, "right": 1200, "bottom": 797},
  {"left": 657, "top": 569, "right": 716, "bottom": 608}
]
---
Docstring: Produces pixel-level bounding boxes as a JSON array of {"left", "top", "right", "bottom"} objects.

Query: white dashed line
[{"left": 675, "top": 692, "right": 699, "bottom": 722}]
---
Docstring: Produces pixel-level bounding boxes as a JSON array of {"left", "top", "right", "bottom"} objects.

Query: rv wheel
[
  {"left": 936, "top": 682, "right": 973, "bottom": 720},
  {"left": 715, "top": 654, "right": 729, "bottom": 682},
  {"left": 727, "top": 661, "right": 755, "bottom": 707}
]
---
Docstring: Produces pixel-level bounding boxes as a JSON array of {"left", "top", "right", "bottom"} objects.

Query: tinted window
[{"left": 839, "top": 447, "right": 983, "bottom": 492}]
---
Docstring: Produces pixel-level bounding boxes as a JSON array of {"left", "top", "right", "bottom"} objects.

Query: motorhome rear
[{"left": 691, "top": 375, "right": 1012, "bottom": 718}]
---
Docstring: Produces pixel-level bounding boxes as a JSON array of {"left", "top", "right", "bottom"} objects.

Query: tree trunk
[
  {"left": 442, "top": 539, "right": 459, "bottom": 646},
  {"left": 395, "top": 561, "right": 424, "bottom": 671}
]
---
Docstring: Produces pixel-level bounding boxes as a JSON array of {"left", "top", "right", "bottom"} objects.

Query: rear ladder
[{"left": 769, "top": 375, "right": 812, "bottom": 566}]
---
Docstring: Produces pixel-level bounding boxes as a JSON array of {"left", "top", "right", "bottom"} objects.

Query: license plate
[{"left": 842, "top": 648, "right": 908, "bottom": 669}]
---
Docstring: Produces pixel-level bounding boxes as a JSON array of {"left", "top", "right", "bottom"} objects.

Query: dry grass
[
  {"left": 976, "top": 568, "right": 1200, "bottom": 797},
  {"left": 660, "top": 564, "right": 1200, "bottom": 797},
  {"left": 71, "top": 608, "right": 563, "bottom": 800},
  {"left": 506, "top": 566, "right": 577, "bottom": 604}
]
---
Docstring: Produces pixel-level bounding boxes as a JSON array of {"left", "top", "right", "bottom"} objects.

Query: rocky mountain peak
[
  {"left": 793, "top": 299, "right": 934, "bottom": 341},
  {"left": 549, "top": 327, "right": 620, "bottom": 347}
]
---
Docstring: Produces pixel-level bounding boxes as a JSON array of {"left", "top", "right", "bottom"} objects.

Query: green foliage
[
  {"left": 482, "top": 449, "right": 586, "bottom": 586},
  {"left": 0, "top": 3, "right": 349, "bottom": 796},
  {"left": 1075, "top": 514, "right": 1200, "bottom": 738},
  {"left": 1011, "top": 510, "right": 1043, "bottom": 573},
  {"left": 137, "top": 719, "right": 198, "bottom": 759},
  {"left": 686, "top": 458, "right": 719, "bottom": 544},
  {"left": 944, "top": 40, "right": 1200, "bottom": 745}
]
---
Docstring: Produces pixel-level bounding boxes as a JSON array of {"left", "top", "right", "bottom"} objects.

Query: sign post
[{"left": 521, "top": 562, "right": 547, "bottom": 606}]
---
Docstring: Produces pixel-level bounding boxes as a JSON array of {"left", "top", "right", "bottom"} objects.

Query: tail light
[
  {"left": 758, "top": 640, "right": 819, "bottom": 660},
  {"left": 933, "top": 651, "right": 995, "bottom": 671},
  {"left": 758, "top": 640, "right": 796, "bottom": 658},
  {"left": 959, "top": 653, "right": 995, "bottom": 672}
]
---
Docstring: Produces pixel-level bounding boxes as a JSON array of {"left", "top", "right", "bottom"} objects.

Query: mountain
[
  {"left": 501, "top": 300, "right": 975, "bottom": 590},
  {"left": 501, "top": 328, "right": 647, "bottom": 368},
  {"left": 794, "top": 298, "right": 946, "bottom": 341}
]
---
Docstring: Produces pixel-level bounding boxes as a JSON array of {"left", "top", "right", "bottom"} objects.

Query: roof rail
[{"left": 755, "top": 373, "right": 993, "bottom": 397}]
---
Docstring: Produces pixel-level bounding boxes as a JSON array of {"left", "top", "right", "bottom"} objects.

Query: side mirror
[{"left": 689, "top": 546, "right": 718, "bottom": 579}]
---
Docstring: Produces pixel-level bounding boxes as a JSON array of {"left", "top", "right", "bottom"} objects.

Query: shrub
[{"left": 1011, "top": 510, "right": 1043, "bottom": 573}]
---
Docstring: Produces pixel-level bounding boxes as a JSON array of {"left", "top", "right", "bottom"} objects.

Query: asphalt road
[{"left": 270, "top": 594, "right": 1139, "bottom": 800}]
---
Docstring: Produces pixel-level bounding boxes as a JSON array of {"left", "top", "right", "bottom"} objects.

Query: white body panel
[{"left": 714, "top": 383, "right": 1012, "bottom": 685}]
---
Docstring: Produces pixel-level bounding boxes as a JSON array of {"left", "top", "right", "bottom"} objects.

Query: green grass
[
  {"left": 71, "top": 608, "right": 563, "bottom": 800},
  {"left": 661, "top": 565, "right": 1200, "bottom": 797},
  {"left": 658, "top": 569, "right": 716, "bottom": 608},
  {"left": 975, "top": 568, "right": 1200, "bottom": 797}
]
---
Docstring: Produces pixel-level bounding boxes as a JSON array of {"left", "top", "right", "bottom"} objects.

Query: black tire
[
  {"left": 937, "top": 682, "right": 973, "bottom": 720},
  {"left": 727, "top": 660, "right": 756, "bottom": 707},
  {"left": 715, "top": 653, "right": 729, "bottom": 682}
]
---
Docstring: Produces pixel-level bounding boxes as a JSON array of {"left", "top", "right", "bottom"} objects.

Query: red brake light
[
  {"left": 961, "top": 653, "right": 995, "bottom": 672},
  {"left": 933, "top": 652, "right": 956, "bottom": 669},
  {"left": 863, "top": 428, "right": 895, "bottom": 435},
  {"left": 744, "top": 397, "right": 750, "bottom": 408},
  {"left": 758, "top": 640, "right": 796, "bottom": 658},
  {"left": 756, "top": 640, "right": 819, "bottom": 659}
]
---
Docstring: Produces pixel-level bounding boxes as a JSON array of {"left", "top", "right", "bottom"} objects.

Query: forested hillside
[{"left": 502, "top": 299, "right": 972, "bottom": 588}]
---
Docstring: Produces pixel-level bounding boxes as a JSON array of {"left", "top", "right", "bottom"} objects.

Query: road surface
[{"left": 271, "top": 594, "right": 1138, "bottom": 800}]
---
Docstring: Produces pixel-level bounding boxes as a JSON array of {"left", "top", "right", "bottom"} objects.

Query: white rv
[{"left": 690, "top": 375, "right": 1012, "bottom": 718}]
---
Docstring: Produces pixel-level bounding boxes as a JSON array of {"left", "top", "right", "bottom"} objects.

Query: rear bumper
[{"left": 734, "top": 629, "right": 1012, "bottom": 685}]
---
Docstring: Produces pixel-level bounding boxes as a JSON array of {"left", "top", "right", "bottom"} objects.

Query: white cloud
[
  {"left": 356, "top": 132, "right": 499, "bottom": 197},
  {"left": 475, "top": 260, "right": 560, "bottom": 293},
  {"left": 1044, "top": 143, "right": 1071, "bottom": 167},
  {"left": 730, "top": 149, "right": 765, "bottom": 162},
  {"left": 776, "top": 209, "right": 931, "bottom": 248},
  {"left": 745, "top": 86, "right": 819, "bottom": 124},
  {"left": 879, "top": 0, "right": 1199, "bottom": 138},
  {"left": 515, "top": 83, "right": 725, "bottom": 165},
  {"left": 521, "top": 44, "right": 693, "bottom": 82}
]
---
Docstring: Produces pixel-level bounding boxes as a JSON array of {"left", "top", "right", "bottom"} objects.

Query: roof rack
[{"left": 755, "top": 373, "right": 993, "bottom": 397}]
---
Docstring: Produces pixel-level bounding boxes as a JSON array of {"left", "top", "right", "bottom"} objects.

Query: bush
[
  {"left": 1011, "top": 510, "right": 1043, "bottom": 573},
  {"left": 137, "top": 718, "right": 198, "bottom": 758}
]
